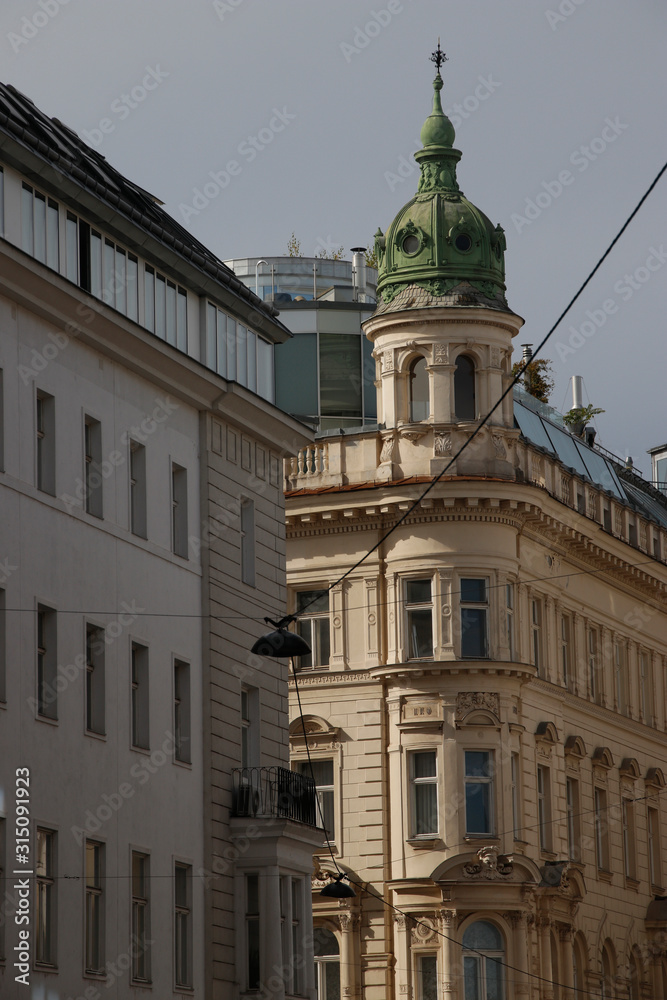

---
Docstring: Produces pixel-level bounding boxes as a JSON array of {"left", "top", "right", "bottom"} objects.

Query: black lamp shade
[
  {"left": 251, "top": 628, "right": 312, "bottom": 658},
  {"left": 320, "top": 877, "right": 356, "bottom": 899}
]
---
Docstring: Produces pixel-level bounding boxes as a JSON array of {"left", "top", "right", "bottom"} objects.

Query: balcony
[{"left": 231, "top": 766, "right": 318, "bottom": 827}]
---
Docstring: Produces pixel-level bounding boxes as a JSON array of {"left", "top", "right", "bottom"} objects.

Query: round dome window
[
  {"left": 455, "top": 233, "right": 472, "bottom": 252},
  {"left": 402, "top": 234, "right": 420, "bottom": 255}
]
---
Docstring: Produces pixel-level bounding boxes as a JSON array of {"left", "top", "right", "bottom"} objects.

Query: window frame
[
  {"left": 174, "top": 861, "right": 193, "bottom": 990},
  {"left": 294, "top": 588, "right": 331, "bottom": 669},
  {"left": 648, "top": 802, "right": 662, "bottom": 887},
  {"left": 530, "top": 598, "right": 543, "bottom": 676},
  {"left": 566, "top": 776, "right": 581, "bottom": 861},
  {"left": 240, "top": 497, "right": 255, "bottom": 586},
  {"left": 85, "top": 840, "right": 105, "bottom": 975},
  {"left": 131, "top": 850, "right": 151, "bottom": 984},
  {"left": 463, "top": 749, "right": 495, "bottom": 838},
  {"left": 295, "top": 758, "right": 335, "bottom": 843},
  {"left": 560, "top": 613, "right": 573, "bottom": 691},
  {"left": 171, "top": 462, "right": 188, "bottom": 559},
  {"left": 594, "top": 786, "right": 610, "bottom": 871},
  {"left": 459, "top": 577, "right": 489, "bottom": 659},
  {"left": 36, "top": 604, "right": 57, "bottom": 721},
  {"left": 84, "top": 415, "right": 103, "bottom": 518},
  {"left": 129, "top": 440, "right": 147, "bottom": 539},
  {"left": 85, "top": 623, "right": 105, "bottom": 736},
  {"left": 36, "top": 389, "right": 56, "bottom": 495},
  {"left": 408, "top": 356, "right": 429, "bottom": 422},
  {"left": 130, "top": 641, "right": 150, "bottom": 750},
  {"left": 174, "top": 659, "right": 191, "bottom": 764},
  {"left": 408, "top": 749, "right": 439, "bottom": 840},
  {"left": 35, "top": 827, "right": 57, "bottom": 967},
  {"left": 404, "top": 577, "right": 434, "bottom": 660},
  {"left": 537, "top": 764, "right": 553, "bottom": 853}
]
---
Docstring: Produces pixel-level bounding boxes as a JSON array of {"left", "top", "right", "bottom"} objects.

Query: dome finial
[
  {"left": 420, "top": 40, "right": 455, "bottom": 149},
  {"left": 429, "top": 38, "right": 447, "bottom": 73}
]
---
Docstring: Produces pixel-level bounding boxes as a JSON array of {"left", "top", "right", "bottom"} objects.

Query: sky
[{"left": 2, "top": 0, "right": 666, "bottom": 476}]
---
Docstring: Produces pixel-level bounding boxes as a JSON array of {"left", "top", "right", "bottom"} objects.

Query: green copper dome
[{"left": 374, "top": 69, "right": 509, "bottom": 314}]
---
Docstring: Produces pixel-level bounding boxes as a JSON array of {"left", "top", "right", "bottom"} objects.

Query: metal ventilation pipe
[
  {"left": 351, "top": 248, "right": 367, "bottom": 303},
  {"left": 521, "top": 343, "right": 533, "bottom": 363},
  {"left": 571, "top": 375, "right": 583, "bottom": 410}
]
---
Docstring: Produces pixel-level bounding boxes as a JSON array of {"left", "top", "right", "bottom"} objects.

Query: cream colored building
[{"left": 286, "top": 66, "right": 667, "bottom": 1000}]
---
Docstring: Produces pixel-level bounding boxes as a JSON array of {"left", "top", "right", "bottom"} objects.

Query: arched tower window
[
  {"left": 313, "top": 927, "right": 340, "bottom": 1000},
  {"left": 600, "top": 941, "right": 616, "bottom": 1000},
  {"left": 454, "top": 354, "right": 476, "bottom": 420},
  {"left": 462, "top": 921, "right": 504, "bottom": 1000},
  {"left": 409, "top": 357, "right": 429, "bottom": 421}
]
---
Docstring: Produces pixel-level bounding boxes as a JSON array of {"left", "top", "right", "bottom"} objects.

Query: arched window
[
  {"left": 463, "top": 921, "right": 504, "bottom": 1000},
  {"left": 573, "top": 934, "right": 588, "bottom": 998},
  {"left": 313, "top": 927, "right": 340, "bottom": 1000},
  {"left": 454, "top": 354, "right": 476, "bottom": 420},
  {"left": 409, "top": 357, "right": 429, "bottom": 421},
  {"left": 628, "top": 950, "right": 642, "bottom": 1000},
  {"left": 601, "top": 941, "right": 616, "bottom": 1000}
]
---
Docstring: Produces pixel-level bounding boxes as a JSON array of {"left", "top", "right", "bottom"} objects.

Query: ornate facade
[{"left": 286, "top": 60, "right": 667, "bottom": 1000}]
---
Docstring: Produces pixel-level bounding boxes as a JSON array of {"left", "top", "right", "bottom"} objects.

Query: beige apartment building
[{"left": 286, "top": 66, "right": 667, "bottom": 1000}]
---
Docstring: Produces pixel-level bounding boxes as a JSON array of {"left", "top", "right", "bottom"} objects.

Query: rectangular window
[
  {"left": 145, "top": 267, "right": 186, "bottom": 343},
  {"left": 175, "top": 863, "right": 193, "bottom": 988},
  {"left": 640, "top": 651, "right": 653, "bottom": 725},
  {"left": 36, "top": 390, "right": 55, "bottom": 494},
  {"left": 648, "top": 805, "right": 661, "bottom": 886},
  {"left": 588, "top": 627, "right": 600, "bottom": 703},
  {"left": 409, "top": 750, "right": 438, "bottom": 837},
  {"left": 537, "top": 765, "right": 552, "bottom": 852},
  {"left": 506, "top": 584, "right": 515, "bottom": 659},
  {"left": 174, "top": 660, "right": 191, "bottom": 763},
  {"left": 129, "top": 441, "right": 147, "bottom": 538},
  {"left": 622, "top": 798, "right": 636, "bottom": 879},
  {"left": 37, "top": 605, "right": 57, "bottom": 719},
  {"left": 171, "top": 463, "right": 188, "bottom": 558},
  {"left": 36, "top": 828, "right": 56, "bottom": 966},
  {"left": 295, "top": 590, "right": 330, "bottom": 668},
  {"left": 85, "top": 841, "right": 104, "bottom": 974},
  {"left": 405, "top": 579, "right": 433, "bottom": 659},
  {"left": 84, "top": 416, "right": 103, "bottom": 518},
  {"left": 66, "top": 212, "right": 78, "bottom": 280},
  {"left": 511, "top": 753, "right": 520, "bottom": 839},
  {"left": 246, "top": 873, "right": 260, "bottom": 991},
  {"left": 561, "top": 614, "right": 573, "bottom": 690},
  {"left": 85, "top": 624, "right": 105, "bottom": 735},
  {"left": 417, "top": 955, "right": 438, "bottom": 1000},
  {"left": 464, "top": 750, "right": 494, "bottom": 836},
  {"left": 566, "top": 777, "right": 581, "bottom": 861},
  {"left": 615, "top": 641, "right": 628, "bottom": 716},
  {"left": 460, "top": 578, "right": 488, "bottom": 658},
  {"left": 0, "top": 589, "right": 5, "bottom": 703},
  {"left": 531, "top": 599, "right": 543, "bottom": 676},
  {"left": 280, "top": 876, "right": 303, "bottom": 996},
  {"left": 240, "top": 498, "right": 255, "bottom": 586},
  {"left": 595, "top": 787, "right": 609, "bottom": 870},
  {"left": 131, "top": 852, "right": 151, "bottom": 982},
  {"left": 22, "top": 184, "right": 59, "bottom": 269},
  {"left": 296, "top": 759, "right": 335, "bottom": 840},
  {"left": 131, "top": 643, "right": 149, "bottom": 749},
  {"left": 257, "top": 336, "right": 274, "bottom": 403}
]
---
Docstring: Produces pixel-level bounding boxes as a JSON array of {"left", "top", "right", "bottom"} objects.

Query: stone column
[
  {"left": 394, "top": 913, "right": 412, "bottom": 1000},
  {"left": 506, "top": 911, "right": 530, "bottom": 997},
  {"left": 339, "top": 910, "right": 360, "bottom": 999},
  {"left": 559, "top": 926, "right": 574, "bottom": 1000},
  {"left": 538, "top": 917, "right": 554, "bottom": 1000},
  {"left": 330, "top": 581, "right": 347, "bottom": 670},
  {"left": 439, "top": 909, "right": 457, "bottom": 999}
]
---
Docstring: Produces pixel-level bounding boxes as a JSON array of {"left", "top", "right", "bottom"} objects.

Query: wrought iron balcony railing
[{"left": 231, "top": 766, "right": 318, "bottom": 827}]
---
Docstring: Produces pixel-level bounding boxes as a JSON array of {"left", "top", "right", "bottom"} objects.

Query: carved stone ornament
[
  {"left": 492, "top": 434, "right": 507, "bottom": 458},
  {"left": 380, "top": 435, "right": 395, "bottom": 465},
  {"left": 539, "top": 861, "right": 570, "bottom": 889},
  {"left": 411, "top": 917, "right": 437, "bottom": 944},
  {"left": 455, "top": 691, "right": 500, "bottom": 720},
  {"left": 463, "top": 846, "right": 514, "bottom": 879},
  {"left": 433, "top": 343, "right": 449, "bottom": 365},
  {"left": 490, "top": 347, "right": 501, "bottom": 368},
  {"left": 434, "top": 432, "right": 452, "bottom": 456},
  {"left": 382, "top": 351, "right": 395, "bottom": 373}
]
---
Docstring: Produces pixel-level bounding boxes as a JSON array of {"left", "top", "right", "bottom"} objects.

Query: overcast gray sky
[{"left": 2, "top": 0, "right": 665, "bottom": 475}]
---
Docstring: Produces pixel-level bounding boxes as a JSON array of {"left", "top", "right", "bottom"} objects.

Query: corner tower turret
[{"left": 364, "top": 46, "right": 524, "bottom": 480}]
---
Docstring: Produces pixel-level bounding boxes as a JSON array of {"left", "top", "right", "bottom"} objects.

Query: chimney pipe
[
  {"left": 521, "top": 344, "right": 533, "bottom": 363},
  {"left": 351, "top": 247, "right": 367, "bottom": 303},
  {"left": 571, "top": 375, "right": 583, "bottom": 410}
]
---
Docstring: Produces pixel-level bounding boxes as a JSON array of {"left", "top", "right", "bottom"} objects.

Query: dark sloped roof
[{"left": 0, "top": 83, "right": 286, "bottom": 329}]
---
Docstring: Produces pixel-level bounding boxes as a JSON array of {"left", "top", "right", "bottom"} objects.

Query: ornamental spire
[{"left": 429, "top": 38, "right": 447, "bottom": 73}]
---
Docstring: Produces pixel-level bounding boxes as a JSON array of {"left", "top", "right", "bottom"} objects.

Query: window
[
  {"left": 531, "top": 599, "right": 543, "bottom": 676},
  {"left": 295, "top": 590, "right": 331, "bottom": 668},
  {"left": 506, "top": 584, "right": 515, "bottom": 659},
  {"left": 280, "top": 876, "right": 304, "bottom": 995},
  {"left": 37, "top": 605, "right": 57, "bottom": 719},
  {"left": 462, "top": 921, "right": 504, "bottom": 1000},
  {"left": 296, "top": 759, "right": 334, "bottom": 841},
  {"left": 84, "top": 416, "right": 103, "bottom": 517},
  {"left": 131, "top": 643, "right": 149, "bottom": 749},
  {"left": 22, "top": 183, "right": 59, "bottom": 269},
  {"left": 511, "top": 753, "right": 521, "bottom": 839},
  {"left": 129, "top": 441, "right": 147, "bottom": 538},
  {"left": 409, "top": 750, "right": 438, "bottom": 838},
  {"left": 240, "top": 498, "right": 255, "bottom": 586},
  {"left": 145, "top": 267, "right": 187, "bottom": 347},
  {"left": 537, "top": 765, "right": 552, "bottom": 852},
  {"left": 174, "top": 660, "right": 191, "bottom": 763},
  {"left": 640, "top": 651, "right": 653, "bottom": 725},
  {"left": 240, "top": 686, "right": 258, "bottom": 769},
  {"left": 205, "top": 302, "right": 273, "bottom": 400},
  {"left": 464, "top": 751, "right": 494, "bottom": 836},
  {"left": 36, "top": 390, "right": 55, "bottom": 495},
  {"left": 313, "top": 928, "right": 340, "bottom": 1000},
  {"left": 405, "top": 579, "right": 433, "bottom": 659},
  {"left": 622, "top": 798, "right": 636, "bottom": 879},
  {"left": 85, "top": 625, "right": 105, "bottom": 735},
  {"left": 409, "top": 357, "right": 429, "bottom": 421},
  {"left": 85, "top": 841, "right": 104, "bottom": 974},
  {"left": 131, "top": 852, "right": 151, "bottom": 982},
  {"left": 171, "top": 463, "right": 188, "bottom": 558},
  {"left": 460, "top": 578, "right": 488, "bottom": 658},
  {"left": 594, "top": 787, "right": 610, "bottom": 870},
  {"left": 454, "top": 354, "right": 476, "bottom": 420},
  {"left": 614, "top": 641, "right": 628, "bottom": 716},
  {"left": 566, "top": 777, "right": 581, "bottom": 861},
  {"left": 0, "top": 589, "right": 5, "bottom": 703},
  {"left": 560, "top": 614, "right": 573, "bottom": 690},
  {"left": 36, "top": 829, "right": 56, "bottom": 966},
  {"left": 245, "top": 873, "right": 260, "bottom": 991},
  {"left": 600, "top": 943, "right": 615, "bottom": 1000},
  {"left": 588, "top": 627, "right": 601, "bottom": 704},
  {"left": 417, "top": 954, "right": 438, "bottom": 1000},
  {"left": 320, "top": 333, "right": 362, "bottom": 420},
  {"left": 174, "top": 863, "right": 193, "bottom": 989},
  {"left": 648, "top": 804, "right": 661, "bottom": 886}
]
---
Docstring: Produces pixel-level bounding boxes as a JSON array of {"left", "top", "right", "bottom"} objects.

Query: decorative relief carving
[
  {"left": 411, "top": 917, "right": 437, "bottom": 944},
  {"left": 492, "top": 434, "right": 507, "bottom": 459},
  {"left": 463, "top": 846, "right": 514, "bottom": 879},
  {"left": 434, "top": 432, "right": 452, "bottom": 456},
  {"left": 433, "top": 343, "right": 449, "bottom": 364},
  {"left": 539, "top": 861, "right": 570, "bottom": 889},
  {"left": 380, "top": 435, "right": 395, "bottom": 465},
  {"left": 382, "top": 351, "right": 395, "bottom": 373},
  {"left": 456, "top": 692, "right": 500, "bottom": 720},
  {"left": 490, "top": 347, "right": 501, "bottom": 368}
]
